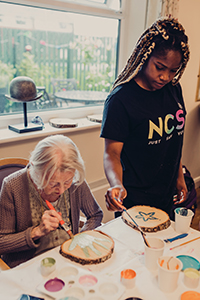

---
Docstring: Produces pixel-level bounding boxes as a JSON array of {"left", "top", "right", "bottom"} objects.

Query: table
[
  {"left": 54, "top": 90, "right": 109, "bottom": 105},
  {"left": 1, "top": 217, "right": 200, "bottom": 300}
]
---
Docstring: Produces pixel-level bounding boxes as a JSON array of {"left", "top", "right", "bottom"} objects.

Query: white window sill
[
  {"left": 0, "top": 117, "right": 101, "bottom": 145},
  {"left": 0, "top": 105, "right": 103, "bottom": 145}
]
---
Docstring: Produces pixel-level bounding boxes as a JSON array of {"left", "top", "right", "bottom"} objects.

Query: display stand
[{"left": 8, "top": 102, "right": 43, "bottom": 133}]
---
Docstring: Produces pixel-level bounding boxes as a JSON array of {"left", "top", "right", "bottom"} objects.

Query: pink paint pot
[
  {"left": 44, "top": 277, "right": 65, "bottom": 292},
  {"left": 78, "top": 275, "right": 98, "bottom": 287}
]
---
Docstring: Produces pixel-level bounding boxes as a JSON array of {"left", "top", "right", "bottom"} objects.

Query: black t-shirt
[{"left": 100, "top": 79, "right": 186, "bottom": 214}]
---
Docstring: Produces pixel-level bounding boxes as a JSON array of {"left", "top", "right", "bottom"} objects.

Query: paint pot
[
  {"left": 59, "top": 266, "right": 79, "bottom": 277},
  {"left": 120, "top": 269, "right": 136, "bottom": 289},
  {"left": 181, "top": 291, "right": 200, "bottom": 300},
  {"left": 157, "top": 256, "right": 183, "bottom": 293},
  {"left": 79, "top": 275, "right": 98, "bottom": 287},
  {"left": 124, "top": 298, "right": 143, "bottom": 300},
  {"left": 144, "top": 237, "right": 164, "bottom": 270},
  {"left": 175, "top": 208, "right": 194, "bottom": 233},
  {"left": 40, "top": 257, "right": 56, "bottom": 277},
  {"left": 184, "top": 268, "right": 200, "bottom": 288},
  {"left": 44, "top": 277, "right": 65, "bottom": 292}
]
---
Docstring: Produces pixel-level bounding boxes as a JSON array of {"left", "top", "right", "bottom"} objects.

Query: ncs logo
[{"left": 148, "top": 109, "right": 185, "bottom": 139}]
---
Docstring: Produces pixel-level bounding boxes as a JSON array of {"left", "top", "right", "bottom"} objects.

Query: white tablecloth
[{"left": 0, "top": 217, "right": 200, "bottom": 300}]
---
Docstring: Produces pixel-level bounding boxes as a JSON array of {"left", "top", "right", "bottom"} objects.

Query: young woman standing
[{"left": 100, "top": 18, "right": 190, "bottom": 218}]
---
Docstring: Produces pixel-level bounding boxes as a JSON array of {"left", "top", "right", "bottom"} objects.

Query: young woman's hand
[
  {"left": 105, "top": 185, "right": 127, "bottom": 211},
  {"left": 174, "top": 162, "right": 188, "bottom": 205},
  {"left": 31, "top": 210, "right": 61, "bottom": 240},
  {"left": 174, "top": 182, "right": 188, "bottom": 205}
]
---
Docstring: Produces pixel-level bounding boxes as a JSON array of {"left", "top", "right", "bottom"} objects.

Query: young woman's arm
[{"left": 103, "top": 138, "right": 127, "bottom": 211}]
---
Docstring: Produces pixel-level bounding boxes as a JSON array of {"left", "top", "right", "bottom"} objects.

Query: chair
[
  {"left": 0, "top": 157, "right": 29, "bottom": 270},
  {"left": 36, "top": 86, "right": 56, "bottom": 108},
  {"left": 0, "top": 258, "right": 10, "bottom": 270},
  {"left": 51, "top": 78, "right": 77, "bottom": 106},
  {"left": 37, "top": 86, "right": 50, "bottom": 102},
  {"left": 0, "top": 157, "right": 29, "bottom": 190}
]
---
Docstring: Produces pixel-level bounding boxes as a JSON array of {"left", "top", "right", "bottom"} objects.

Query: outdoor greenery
[
  {"left": 0, "top": 34, "right": 116, "bottom": 114},
  {"left": 0, "top": 61, "right": 16, "bottom": 113},
  {"left": 0, "top": 61, "right": 16, "bottom": 89}
]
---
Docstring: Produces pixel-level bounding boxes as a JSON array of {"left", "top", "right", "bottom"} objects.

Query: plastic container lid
[{"left": 181, "top": 291, "right": 200, "bottom": 300}]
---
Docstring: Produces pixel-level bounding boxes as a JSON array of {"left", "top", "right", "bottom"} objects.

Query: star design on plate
[{"left": 135, "top": 211, "right": 160, "bottom": 222}]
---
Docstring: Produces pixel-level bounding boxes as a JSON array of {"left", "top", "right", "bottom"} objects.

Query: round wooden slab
[
  {"left": 122, "top": 205, "right": 170, "bottom": 233},
  {"left": 87, "top": 114, "right": 102, "bottom": 123},
  {"left": 49, "top": 118, "right": 78, "bottom": 128},
  {"left": 60, "top": 230, "right": 114, "bottom": 265}
]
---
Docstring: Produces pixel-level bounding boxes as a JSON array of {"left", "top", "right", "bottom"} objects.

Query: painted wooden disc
[
  {"left": 122, "top": 205, "right": 170, "bottom": 233},
  {"left": 60, "top": 230, "right": 114, "bottom": 265}
]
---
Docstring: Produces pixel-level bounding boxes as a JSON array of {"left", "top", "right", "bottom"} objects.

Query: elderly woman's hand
[{"left": 31, "top": 210, "right": 61, "bottom": 240}]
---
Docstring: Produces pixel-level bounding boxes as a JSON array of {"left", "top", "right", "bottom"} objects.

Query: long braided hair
[{"left": 111, "top": 17, "right": 190, "bottom": 91}]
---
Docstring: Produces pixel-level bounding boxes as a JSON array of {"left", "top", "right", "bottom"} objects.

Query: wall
[{"left": 178, "top": 0, "right": 200, "bottom": 187}]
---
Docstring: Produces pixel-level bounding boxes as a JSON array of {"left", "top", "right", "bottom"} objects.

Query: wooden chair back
[
  {"left": 0, "top": 157, "right": 29, "bottom": 270},
  {"left": 0, "top": 157, "right": 29, "bottom": 190},
  {"left": 0, "top": 258, "right": 10, "bottom": 270}
]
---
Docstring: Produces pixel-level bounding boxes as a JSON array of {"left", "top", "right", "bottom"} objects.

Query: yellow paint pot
[{"left": 184, "top": 268, "right": 200, "bottom": 288}]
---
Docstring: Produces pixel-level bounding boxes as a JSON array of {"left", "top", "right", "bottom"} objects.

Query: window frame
[
  {"left": 0, "top": 0, "right": 123, "bottom": 129},
  {"left": 2, "top": 0, "right": 123, "bottom": 18}
]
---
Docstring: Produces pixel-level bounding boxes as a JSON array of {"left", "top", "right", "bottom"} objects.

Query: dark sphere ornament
[{"left": 6, "top": 76, "right": 42, "bottom": 102}]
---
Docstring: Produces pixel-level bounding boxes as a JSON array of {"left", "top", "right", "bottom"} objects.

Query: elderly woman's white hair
[{"left": 29, "top": 134, "right": 85, "bottom": 190}]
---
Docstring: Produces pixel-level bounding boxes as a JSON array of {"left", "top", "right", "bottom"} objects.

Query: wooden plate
[
  {"left": 49, "top": 118, "right": 78, "bottom": 128},
  {"left": 87, "top": 114, "right": 102, "bottom": 123},
  {"left": 60, "top": 230, "right": 114, "bottom": 265},
  {"left": 122, "top": 205, "right": 170, "bottom": 233}
]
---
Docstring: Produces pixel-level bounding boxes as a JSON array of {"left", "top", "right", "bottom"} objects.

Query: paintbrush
[
  {"left": 45, "top": 200, "right": 74, "bottom": 239},
  {"left": 170, "top": 236, "right": 200, "bottom": 250},
  {"left": 114, "top": 197, "right": 150, "bottom": 247}
]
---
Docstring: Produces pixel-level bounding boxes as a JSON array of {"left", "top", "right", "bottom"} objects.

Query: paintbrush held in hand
[
  {"left": 45, "top": 200, "right": 74, "bottom": 239},
  {"left": 114, "top": 197, "right": 150, "bottom": 248}
]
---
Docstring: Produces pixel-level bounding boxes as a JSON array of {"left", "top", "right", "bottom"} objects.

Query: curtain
[
  {"left": 145, "top": 0, "right": 179, "bottom": 28},
  {"left": 160, "top": 0, "right": 179, "bottom": 18}
]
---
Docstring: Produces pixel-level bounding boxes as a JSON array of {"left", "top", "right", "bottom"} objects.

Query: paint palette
[
  {"left": 37, "top": 265, "right": 125, "bottom": 300},
  {"left": 176, "top": 255, "right": 200, "bottom": 271}
]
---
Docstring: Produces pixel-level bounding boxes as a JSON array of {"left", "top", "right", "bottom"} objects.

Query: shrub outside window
[{"left": 0, "top": 1, "right": 119, "bottom": 115}]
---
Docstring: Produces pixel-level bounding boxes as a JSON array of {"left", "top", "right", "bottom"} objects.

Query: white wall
[{"left": 178, "top": 0, "right": 200, "bottom": 187}]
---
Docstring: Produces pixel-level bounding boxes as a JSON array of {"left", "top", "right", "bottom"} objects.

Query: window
[{"left": 0, "top": 1, "right": 120, "bottom": 117}]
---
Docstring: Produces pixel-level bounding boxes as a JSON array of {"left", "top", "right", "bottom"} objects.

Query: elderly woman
[{"left": 0, "top": 134, "right": 103, "bottom": 268}]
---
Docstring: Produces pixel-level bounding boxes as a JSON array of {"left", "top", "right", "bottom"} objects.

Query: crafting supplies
[
  {"left": 45, "top": 200, "right": 73, "bottom": 239},
  {"left": 170, "top": 236, "right": 200, "bottom": 250}
]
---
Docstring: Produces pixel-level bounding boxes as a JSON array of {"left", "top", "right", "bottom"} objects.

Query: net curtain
[{"left": 145, "top": 0, "right": 179, "bottom": 28}]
